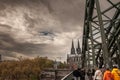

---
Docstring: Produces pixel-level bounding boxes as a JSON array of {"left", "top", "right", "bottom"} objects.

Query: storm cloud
[
  {"left": 0, "top": 0, "right": 85, "bottom": 61},
  {"left": 0, "top": 0, "right": 119, "bottom": 61}
]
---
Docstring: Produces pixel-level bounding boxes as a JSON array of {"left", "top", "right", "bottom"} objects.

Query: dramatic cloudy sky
[{"left": 0, "top": 0, "right": 119, "bottom": 61}]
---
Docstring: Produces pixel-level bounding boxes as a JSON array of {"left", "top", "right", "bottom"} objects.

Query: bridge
[{"left": 62, "top": 0, "right": 120, "bottom": 80}]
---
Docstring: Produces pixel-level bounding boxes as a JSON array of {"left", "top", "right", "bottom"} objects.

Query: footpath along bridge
[{"left": 61, "top": 0, "right": 120, "bottom": 80}]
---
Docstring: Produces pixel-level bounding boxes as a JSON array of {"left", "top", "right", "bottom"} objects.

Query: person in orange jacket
[
  {"left": 111, "top": 65, "right": 120, "bottom": 80},
  {"left": 103, "top": 68, "right": 113, "bottom": 80}
]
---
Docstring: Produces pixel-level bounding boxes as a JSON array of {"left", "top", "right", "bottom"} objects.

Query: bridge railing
[{"left": 61, "top": 71, "right": 73, "bottom": 80}]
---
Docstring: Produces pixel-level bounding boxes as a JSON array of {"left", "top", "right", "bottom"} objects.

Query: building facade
[{"left": 67, "top": 40, "right": 82, "bottom": 69}]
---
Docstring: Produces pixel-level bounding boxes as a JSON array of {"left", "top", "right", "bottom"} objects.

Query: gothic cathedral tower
[
  {"left": 71, "top": 40, "right": 75, "bottom": 54},
  {"left": 67, "top": 40, "right": 82, "bottom": 69},
  {"left": 76, "top": 40, "right": 82, "bottom": 55}
]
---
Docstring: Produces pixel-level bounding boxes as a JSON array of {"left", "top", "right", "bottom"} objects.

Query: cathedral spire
[
  {"left": 72, "top": 40, "right": 74, "bottom": 48},
  {"left": 71, "top": 40, "right": 75, "bottom": 54},
  {"left": 76, "top": 39, "right": 81, "bottom": 54},
  {"left": 77, "top": 39, "right": 80, "bottom": 49}
]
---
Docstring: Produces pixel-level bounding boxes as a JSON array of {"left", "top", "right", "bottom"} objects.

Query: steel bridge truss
[{"left": 82, "top": 0, "right": 120, "bottom": 68}]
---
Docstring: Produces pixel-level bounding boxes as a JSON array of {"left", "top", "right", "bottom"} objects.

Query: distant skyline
[{"left": 0, "top": 0, "right": 118, "bottom": 62}]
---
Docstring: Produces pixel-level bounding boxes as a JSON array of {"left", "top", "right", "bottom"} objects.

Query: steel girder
[{"left": 82, "top": 0, "right": 120, "bottom": 68}]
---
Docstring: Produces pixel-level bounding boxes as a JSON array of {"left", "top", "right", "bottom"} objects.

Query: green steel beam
[{"left": 82, "top": 0, "right": 120, "bottom": 68}]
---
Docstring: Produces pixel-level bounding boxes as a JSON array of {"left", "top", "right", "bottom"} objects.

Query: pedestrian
[
  {"left": 111, "top": 65, "right": 120, "bottom": 80},
  {"left": 93, "top": 67, "right": 103, "bottom": 80},
  {"left": 80, "top": 68, "right": 85, "bottom": 80},
  {"left": 103, "top": 68, "right": 113, "bottom": 80},
  {"left": 73, "top": 68, "right": 81, "bottom": 80},
  {"left": 92, "top": 68, "right": 95, "bottom": 79},
  {"left": 87, "top": 69, "right": 91, "bottom": 77},
  {"left": 87, "top": 69, "right": 93, "bottom": 80}
]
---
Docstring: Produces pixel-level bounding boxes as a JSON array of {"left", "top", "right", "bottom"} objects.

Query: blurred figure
[
  {"left": 111, "top": 65, "right": 120, "bottom": 80},
  {"left": 93, "top": 67, "right": 103, "bottom": 80},
  {"left": 73, "top": 68, "right": 81, "bottom": 80},
  {"left": 87, "top": 69, "right": 93, "bottom": 80},
  {"left": 92, "top": 68, "right": 95, "bottom": 79},
  {"left": 103, "top": 68, "right": 113, "bottom": 80},
  {"left": 80, "top": 68, "right": 85, "bottom": 80}
]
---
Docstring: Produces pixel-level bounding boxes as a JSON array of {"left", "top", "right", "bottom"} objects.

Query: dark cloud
[
  {"left": 0, "top": 33, "right": 51, "bottom": 58},
  {"left": 0, "top": 0, "right": 84, "bottom": 31},
  {"left": 0, "top": 0, "right": 118, "bottom": 61},
  {"left": 0, "top": 0, "right": 85, "bottom": 61}
]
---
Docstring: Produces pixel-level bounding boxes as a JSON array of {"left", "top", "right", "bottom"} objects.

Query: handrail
[{"left": 61, "top": 71, "right": 73, "bottom": 80}]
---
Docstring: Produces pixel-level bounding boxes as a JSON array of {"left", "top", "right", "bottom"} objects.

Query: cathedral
[{"left": 67, "top": 40, "right": 82, "bottom": 69}]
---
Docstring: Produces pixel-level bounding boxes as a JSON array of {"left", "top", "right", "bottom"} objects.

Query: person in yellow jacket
[{"left": 111, "top": 65, "right": 120, "bottom": 80}]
